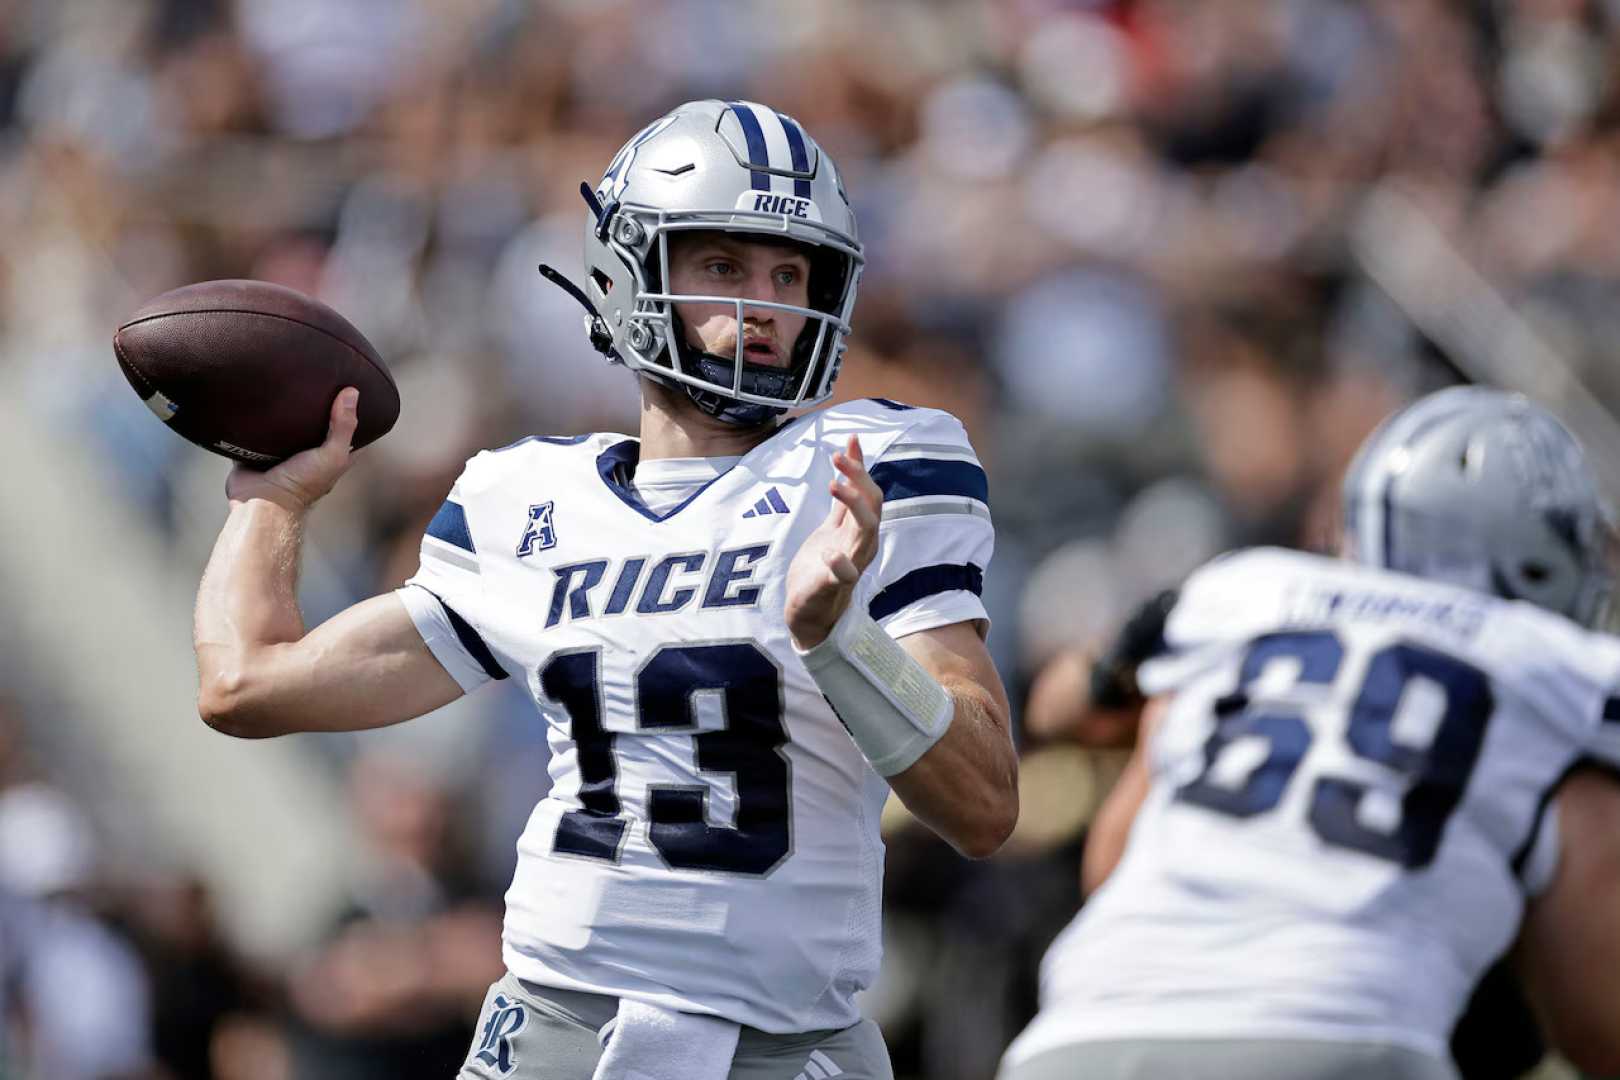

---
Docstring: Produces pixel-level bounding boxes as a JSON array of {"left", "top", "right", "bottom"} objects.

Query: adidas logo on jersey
[
  {"left": 793, "top": 1049, "right": 843, "bottom": 1080},
  {"left": 742, "top": 487, "right": 790, "bottom": 519}
]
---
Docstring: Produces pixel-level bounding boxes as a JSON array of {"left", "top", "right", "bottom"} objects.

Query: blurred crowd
[{"left": 3, "top": 0, "right": 1620, "bottom": 1077}]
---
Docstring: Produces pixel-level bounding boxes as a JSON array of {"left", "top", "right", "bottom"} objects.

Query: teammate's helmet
[
  {"left": 580, "top": 99, "right": 863, "bottom": 427},
  {"left": 1342, "top": 386, "right": 1617, "bottom": 626}
]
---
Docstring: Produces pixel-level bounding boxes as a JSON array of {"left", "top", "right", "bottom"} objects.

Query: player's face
[{"left": 666, "top": 232, "right": 811, "bottom": 369}]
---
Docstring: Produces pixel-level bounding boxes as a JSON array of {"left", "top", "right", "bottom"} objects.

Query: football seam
[
  {"left": 116, "top": 308, "right": 398, "bottom": 394},
  {"left": 113, "top": 337, "right": 157, "bottom": 397}
]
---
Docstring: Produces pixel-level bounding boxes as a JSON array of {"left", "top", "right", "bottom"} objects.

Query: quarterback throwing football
[{"left": 193, "top": 100, "right": 1017, "bottom": 1080}]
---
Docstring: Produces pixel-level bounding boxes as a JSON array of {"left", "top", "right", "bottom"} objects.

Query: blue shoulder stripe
[
  {"left": 1604, "top": 697, "right": 1620, "bottom": 724},
  {"left": 869, "top": 563, "right": 984, "bottom": 623},
  {"left": 425, "top": 589, "right": 508, "bottom": 681},
  {"left": 869, "top": 458, "right": 988, "bottom": 505},
  {"left": 426, "top": 500, "right": 475, "bottom": 554}
]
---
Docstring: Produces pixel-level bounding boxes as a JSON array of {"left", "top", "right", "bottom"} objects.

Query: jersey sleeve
[
  {"left": 1507, "top": 613, "right": 1620, "bottom": 771},
  {"left": 863, "top": 407, "right": 993, "bottom": 639},
  {"left": 397, "top": 465, "right": 510, "bottom": 694}
]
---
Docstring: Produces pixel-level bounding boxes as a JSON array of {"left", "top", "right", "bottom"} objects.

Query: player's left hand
[{"left": 786, "top": 435, "right": 882, "bottom": 650}]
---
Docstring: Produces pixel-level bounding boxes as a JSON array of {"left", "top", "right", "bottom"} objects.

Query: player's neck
[{"left": 637, "top": 379, "right": 780, "bottom": 461}]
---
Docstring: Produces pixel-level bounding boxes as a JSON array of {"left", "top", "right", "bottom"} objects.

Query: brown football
[{"left": 113, "top": 279, "right": 399, "bottom": 467}]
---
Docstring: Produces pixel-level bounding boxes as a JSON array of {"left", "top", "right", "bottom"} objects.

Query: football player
[
  {"left": 999, "top": 386, "right": 1620, "bottom": 1080},
  {"left": 192, "top": 99, "right": 1017, "bottom": 1080}
]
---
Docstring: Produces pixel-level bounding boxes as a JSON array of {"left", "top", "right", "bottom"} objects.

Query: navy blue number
[
  {"left": 639, "top": 644, "right": 790, "bottom": 875},
  {"left": 1176, "top": 631, "right": 1342, "bottom": 817},
  {"left": 1175, "top": 632, "right": 1494, "bottom": 869},
  {"left": 543, "top": 650, "right": 626, "bottom": 862},
  {"left": 541, "top": 642, "right": 789, "bottom": 876},
  {"left": 1309, "top": 642, "right": 1493, "bottom": 869}
]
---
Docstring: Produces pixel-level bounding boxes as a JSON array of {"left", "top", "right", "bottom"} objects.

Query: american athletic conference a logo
[
  {"left": 474, "top": 994, "right": 527, "bottom": 1074},
  {"left": 517, "top": 502, "right": 557, "bottom": 557}
]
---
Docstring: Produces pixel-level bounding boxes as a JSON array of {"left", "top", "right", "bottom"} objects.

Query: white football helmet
[
  {"left": 1342, "top": 386, "right": 1617, "bottom": 627},
  {"left": 545, "top": 99, "right": 863, "bottom": 427}
]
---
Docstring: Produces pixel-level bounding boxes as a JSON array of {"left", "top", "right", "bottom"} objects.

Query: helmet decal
[{"left": 598, "top": 114, "right": 678, "bottom": 204}]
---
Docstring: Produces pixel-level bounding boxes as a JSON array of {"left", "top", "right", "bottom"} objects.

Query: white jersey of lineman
[
  {"left": 398, "top": 399, "right": 992, "bottom": 1034},
  {"left": 1008, "top": 547, "right": 1620, "bottom": 1066}
]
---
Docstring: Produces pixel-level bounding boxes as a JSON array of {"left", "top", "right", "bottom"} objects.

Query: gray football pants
[
  {"left": 998, "top": 1036, "right": 1460, "bottom": 1080},
  {"left": 457, "top": 971, "right": 894, "bottom": 1080}
]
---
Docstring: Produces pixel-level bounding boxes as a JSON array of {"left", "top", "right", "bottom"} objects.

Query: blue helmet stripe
[
  {"left": 727, "top": 102, "right": 772, "bottom": 192},
  {"left": 777, "top": 113, "right": 813, "bottom": 199}
]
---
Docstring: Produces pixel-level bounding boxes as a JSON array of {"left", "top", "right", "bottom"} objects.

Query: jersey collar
[{"left": 594, "top": 414, "right": 813, "bottom": 523}]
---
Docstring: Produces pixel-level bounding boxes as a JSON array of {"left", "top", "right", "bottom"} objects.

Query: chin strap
[{"left": 537, "top": 263, "right": 616, "bottom": 357}]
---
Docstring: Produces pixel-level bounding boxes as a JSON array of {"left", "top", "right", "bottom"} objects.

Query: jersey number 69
[{"left": 1174, "top": 630, "right": 1495, "bottom": 870}]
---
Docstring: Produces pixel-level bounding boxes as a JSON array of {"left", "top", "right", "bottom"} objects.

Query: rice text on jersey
[{"left": 545, "top": 544, "right": 773, "bottom": 628}]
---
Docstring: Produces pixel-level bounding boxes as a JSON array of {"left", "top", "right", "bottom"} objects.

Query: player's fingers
[
  {"left": 823, "top": 548, "right": 860, "bottom": 585},
  {"left": 833, "top": 447, "right": 882, "bottom": 508},
  {"left": 326, "top": 388, "right": 360, "bottom": 451},
  {"left": 831, "top": 474, "right": 880, "bottom": 532},
  {"left": 824, "top": 485, "right": 849, "bottom": 526},
  {"left": 845, "top": 435, "right": 864, "bottom": 465}
]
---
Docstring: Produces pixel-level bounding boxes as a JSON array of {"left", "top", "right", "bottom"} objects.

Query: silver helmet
[
  {"left": 571, "top": 99, "right": 863, "bottom": 427},
  {"left": 1342, "top": 386, "right": 1616, "bottom": 626}
]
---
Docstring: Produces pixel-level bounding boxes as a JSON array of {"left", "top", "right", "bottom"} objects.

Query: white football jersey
[
  {"left": 398, "top": 399, "right": 992, "bottom": 1033},
  {"left": 1009, "top": 547, "right": 1620, "bottom": 1066}
]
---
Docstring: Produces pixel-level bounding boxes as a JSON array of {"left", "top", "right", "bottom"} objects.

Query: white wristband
[{"left": 795, "top": 604, "right": 954, "bottom": 776}]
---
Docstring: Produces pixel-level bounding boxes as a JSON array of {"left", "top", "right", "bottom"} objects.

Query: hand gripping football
[{"left": 114, "top": 279, "right": 400, "bottom": 467}]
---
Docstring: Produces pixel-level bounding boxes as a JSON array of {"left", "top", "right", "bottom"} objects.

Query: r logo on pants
[{"left": 475, "top": 994, "right": 528, "bottom": 1074}]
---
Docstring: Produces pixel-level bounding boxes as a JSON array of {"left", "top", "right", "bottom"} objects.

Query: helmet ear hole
[
  {"left": 1521, "top": 561, "right": 1551, "bottom": 585},
  {"left": 590, "top": 270, "right": 613, "bottom": 298}
]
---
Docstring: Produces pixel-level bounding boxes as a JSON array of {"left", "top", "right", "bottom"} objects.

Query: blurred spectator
[
  {"left": 280, "top": 750, "right": 502, "bottom": 1080},
  {"left": 0, "top": 783, "right": 155, "bottom": 1080},
  {"left": 124, "top": 871, "right": 268, "bottom": 1080}
]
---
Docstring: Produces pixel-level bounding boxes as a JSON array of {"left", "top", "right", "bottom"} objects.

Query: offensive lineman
[
  {"left": 1000, "top": 387, "right": 1620, "bottom": 1079},
  {"left": 193, "top": 100, "right": 1017, "bottom": 1079}
]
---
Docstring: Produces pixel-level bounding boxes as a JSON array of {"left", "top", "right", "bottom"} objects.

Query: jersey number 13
[{"left": 541, "top": 642, "right": 790, "bottom": 876}]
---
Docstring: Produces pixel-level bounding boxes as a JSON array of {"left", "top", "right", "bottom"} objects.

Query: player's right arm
[
  {"left": 1513, "top": 765, "right": 1620, "bottom": 1075},
  {"left": 195, "top": 390, "right": 464, "bottom": 737}
]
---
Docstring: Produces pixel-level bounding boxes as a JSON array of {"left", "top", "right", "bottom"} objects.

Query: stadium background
[{"left": 0, "top": 0, "right": 1618, "bottom": 1077}]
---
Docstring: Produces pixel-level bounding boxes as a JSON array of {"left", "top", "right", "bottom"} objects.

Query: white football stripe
[{"left": 142, "top": 389, "right": 179, "bottom": 421}]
